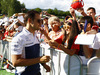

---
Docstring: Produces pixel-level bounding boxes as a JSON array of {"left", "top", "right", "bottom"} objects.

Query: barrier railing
[
  {"left": 0, "top": 41, "right": 100, "bottom": 75},
  {"left": 0, "top": 40, "right": 12, "bottom": 69},
  {"left": 87, "top": 56, "right": 100, "bottom": 75},
  {"left": 40, "top": 43, "right": 83, "bottom": 75}
]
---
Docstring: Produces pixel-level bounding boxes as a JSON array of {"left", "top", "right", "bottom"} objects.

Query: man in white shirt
[{"left": 11, "top": 10, "right": 50, "bottom": 75}]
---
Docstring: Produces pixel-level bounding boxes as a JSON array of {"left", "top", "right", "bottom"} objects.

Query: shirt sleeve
[
  {"left": 11, "top": 37, "right": 24, "bottom": 55},
  {"left": 71, "top": 42, "right": 80, "bottom": 50},
  {"left": 71, "top": 36, "right": 80, "bottom": 54}
]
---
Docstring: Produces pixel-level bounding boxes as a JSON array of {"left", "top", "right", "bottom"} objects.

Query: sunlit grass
[{"left": 0, "top": 69, "right": 14, "bottom": 75}]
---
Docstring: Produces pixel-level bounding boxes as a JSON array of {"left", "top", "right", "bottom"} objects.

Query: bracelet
[{"left": 57, "top": 44, "right": 60, "bottom": 49}]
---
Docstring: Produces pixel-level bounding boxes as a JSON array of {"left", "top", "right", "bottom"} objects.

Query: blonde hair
[{"left": 48, "top": 16, "right": 60, "bottom": 24}]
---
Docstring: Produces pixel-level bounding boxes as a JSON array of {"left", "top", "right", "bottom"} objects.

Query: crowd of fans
[
  {"left": 0, "top": 6, "right": 100, "bottom": 74},
  {"left": 0, "top": 13, "right": 25, "bottom": 41}
]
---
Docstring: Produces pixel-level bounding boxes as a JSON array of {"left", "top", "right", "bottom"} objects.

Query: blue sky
[{"left": 18, "top": 0, "right": 100, "bottom": 16}]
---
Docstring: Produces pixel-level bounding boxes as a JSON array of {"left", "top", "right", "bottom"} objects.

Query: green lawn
[
  {"left": 0, "top": 16, "right": 3, "bottom": 19},
  {"left": 0, "top": 69, "right": 14, "bottom": 75},
  {"left": 60, "top": 18, "right": 64, "bottom": 22}
]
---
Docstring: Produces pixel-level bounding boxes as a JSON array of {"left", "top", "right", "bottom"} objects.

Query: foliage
[
  {"left": 47, "top": 8, "right": 71, "bottom": 17},
  {"left": 58, "top": 10, "right": 64, "bottom": 16},
  {"left": 0, "top": 0, "right": 1, "bottom": 13},
  {"left": 47, "top": 9, "right": 54, "bottom": 14},
  {"left": 0, "top": 0, "right": 71, "bottom": 17},
  {"left": 34, "top": 8, "right": 42, "bottom": 13},
  {"left": 53, "top": 8, "right": 58, "bottom": 16},
  {"left": 0, "top": 0, "right": 25, "bottom": 16}
]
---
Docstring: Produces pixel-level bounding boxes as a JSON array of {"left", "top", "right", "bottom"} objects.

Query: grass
[
  {"left": 0, "top": 16, "right": 4, "bottom": 19},
  {"left": 0, "top": 69, "right": 14, "bottom": 75},
  {"left": 60, "top": 18, "right": 64, "bottom": 22}
]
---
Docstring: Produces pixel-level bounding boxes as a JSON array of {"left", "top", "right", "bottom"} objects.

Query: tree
[
  {"left": 14, "top": 1, "right": 25, "bottom": 13},
  {"left": 21, "top": 3, "right": 26, "bottom": 13},
  {"left": 63, "top": 11, "right": 71, "bottom": 17},
  {"left": 58, "top": 10, "right": 64, "bottom": 16},
  {"left": 0, "top": 0, "right": 2, "bottom": 13},
  {"left": 53, "top": 8, "right": 58, "bottom": 16},
  {"left": 1, "top": 0, "right": 26, "bottom": 16},
  {"left": 34, "top": 8, "right": 42, "bottom": 13},
  {"left": 1, "top": 0, "right": 9, "bottom": 15},
  {"left": 47, "top": 8, "right": 54, "bottom": 14}
]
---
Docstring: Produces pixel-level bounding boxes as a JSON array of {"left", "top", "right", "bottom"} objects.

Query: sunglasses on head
[{"left": 64, "top": 21, "right": 72, "bottom": 26}]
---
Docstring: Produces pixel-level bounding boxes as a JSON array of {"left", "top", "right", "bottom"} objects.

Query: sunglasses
[
  {"left": 64, "top": 21, "right": 72, "bottom": 26},
  {"left": 63, "top": 25, "right": 71, "bottom": 30},
  {"left": 80, "top": 23, "right": 84, "bottom": 26}
]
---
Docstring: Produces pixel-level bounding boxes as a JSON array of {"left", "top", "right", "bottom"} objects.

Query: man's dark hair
[
  {"left": 87, "top": 7, "right": 96, "bottom": 13},
  {"left": 80, "top": 16, "right": 93, "bottom": 28},
  {"left": 24, "top": 10, "right": 40, "bottom": 25}
]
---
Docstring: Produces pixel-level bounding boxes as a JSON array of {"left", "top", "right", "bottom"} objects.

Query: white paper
[{"left": 75, "top": 34, "right": 96, "bottom": 45}]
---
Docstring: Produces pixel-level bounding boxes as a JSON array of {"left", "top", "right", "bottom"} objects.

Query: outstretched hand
[
  {"left": 76, "top": 7, "right": 84, "bottom": 13},
  {"left": 48, "top": 40, "right": 58, "bottom": 49},
  {"left": 70, "top": 8, "right": 75, "bottom": 17}
]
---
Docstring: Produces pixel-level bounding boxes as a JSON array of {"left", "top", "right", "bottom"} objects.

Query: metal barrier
[
  {"left": 87, "top": 56, "right": 100, "bottom": 75},
  {"left": 0, "top": 41, "right": 97, "bottom": 75},
  {"left": 40, "top": 43, "right": 83, "bottom": 75},
  {"left": 0, "top": 40, "right": 12, "bottom": 69}
]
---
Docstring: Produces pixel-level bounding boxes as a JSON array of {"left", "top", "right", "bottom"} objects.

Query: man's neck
[{"left": 25, "top": 24, "right": 35, "bottom": 35}]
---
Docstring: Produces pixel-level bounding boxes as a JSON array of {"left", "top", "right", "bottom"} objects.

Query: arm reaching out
[{"left": 77, "top": 7, "right": 87, "bottom": 16}]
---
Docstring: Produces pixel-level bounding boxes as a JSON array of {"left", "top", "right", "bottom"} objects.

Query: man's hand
[
  {"left": 42, "top": 63, "right": 51, "bottom": 72},
  {"left": 77, "top": 7, "right": 84, "bottom": 13},
  {"left": 70, "top": 8, "right": 75, "bottom": 17},
  {"left": 70, "top": 8, "right": 76, "bottom": 20},
  {"left": 77, "top": 7, "right": 87, "bottom": 16},
  {"left": 40, "top": 56, "right": 50, "bottom": 63}
]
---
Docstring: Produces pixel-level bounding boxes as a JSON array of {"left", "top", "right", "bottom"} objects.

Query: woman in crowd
[
  {"left": 40, "top": 16, "right": 65, "bottom": 45},
  {"left": 48, "top": 19, "right": 80, "bottom": 56},
  {"left": 47, "top": 16, "right": 65, "bottom": 44}
]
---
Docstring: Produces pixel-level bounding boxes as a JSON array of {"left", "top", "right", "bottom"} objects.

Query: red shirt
[
  {"left": 71, "top": 36, "right": 80, "bottom": 55},
  {"left": 3, "top": 31, "right": 8, "bottom": 39}
]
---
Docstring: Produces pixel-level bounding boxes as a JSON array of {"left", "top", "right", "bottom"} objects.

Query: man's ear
[
  {"left": 28, "top": 18, "right": 31, "bottom": 23},
  {"left": 94, "top": 12, "right": 96, "bottom": 16}
]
